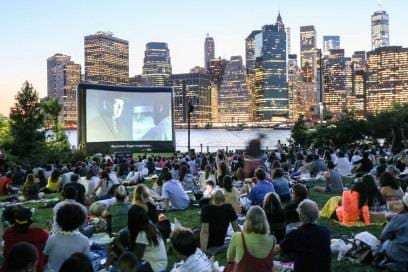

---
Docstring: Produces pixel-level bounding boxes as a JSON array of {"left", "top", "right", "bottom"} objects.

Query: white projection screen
[{"left": 78, "top": 84, "right": 175, "bottom": 154}]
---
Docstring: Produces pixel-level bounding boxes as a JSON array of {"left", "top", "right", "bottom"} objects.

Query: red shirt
[
  {"left": 0, "top": 177, "right": 12, "bottom": 196},
  {"left": 2, "top": 227, "right": 49, "bottom": 272}
]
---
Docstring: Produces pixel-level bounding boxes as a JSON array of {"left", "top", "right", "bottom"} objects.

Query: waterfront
[{"left": 65, "top": 128, "right": 291, "bottom": 152}]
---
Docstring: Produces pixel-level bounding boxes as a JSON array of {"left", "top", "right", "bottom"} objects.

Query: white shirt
[
  {"left": 335, "top": 157, "right": 352, "bottom": 176},
  {"left": 136, "top": 231, "right": 168, "bottom": 272}
]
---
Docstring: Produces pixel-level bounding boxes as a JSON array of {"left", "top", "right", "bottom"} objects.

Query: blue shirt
[
  {"left": 381, "top": 212, "right": 408, "bottom": 263},
  {"left": 249, "top": 180, "right": 275, "bottom": 206},
  {"left": 162, "top": 179, "right": 190, "bottom": 210},
  {"left": 272, "top": 177, "right": 290, "bottom": 200}
]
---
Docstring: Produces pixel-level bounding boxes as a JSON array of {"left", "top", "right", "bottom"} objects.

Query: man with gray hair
[{"left": 280, "top": 199, "right": 331, "bottom": 272}]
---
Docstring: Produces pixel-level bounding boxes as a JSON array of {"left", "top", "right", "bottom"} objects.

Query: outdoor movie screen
[{"left": 85, "top": 88, "right": 173, "bottom": 143}]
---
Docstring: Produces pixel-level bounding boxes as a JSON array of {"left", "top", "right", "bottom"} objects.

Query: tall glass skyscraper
[
  {"left": 254, "top": 13, "right": 288, "bottom": 123},
  {"left": 323, "top": 36, "right": 340, "bottom": 55},
  {"left": 204, "top": 34, "right": 215, "bottom": 69},
  {"left": 245, "top": 30, "right": 261, "bottom": 74},
  {"left": 84, "top": 31, "right": 129, "bottom": 85},
  {"left": 142, "top": 42, "right": 172, "bottom": 87},
  {"left": 218, "top": 56, "right": 250, "bottom": 124},
  {"left": 371, "top": 11, "right": 390, "bottom": 50}
]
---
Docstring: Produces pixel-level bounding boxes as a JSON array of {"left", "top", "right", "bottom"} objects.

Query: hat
[
  {"left": 403, "top": 193, "right": 408, "bottom": 209},
  {"left": 15, "top": 207, "right": 33, "bottom": 225}
]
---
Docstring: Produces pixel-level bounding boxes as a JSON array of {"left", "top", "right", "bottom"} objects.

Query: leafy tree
[{"left": 9, "top": 81, "right": 45, "bottom": 162}]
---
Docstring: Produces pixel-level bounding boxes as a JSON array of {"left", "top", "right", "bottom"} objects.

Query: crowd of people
[{"left": 0, "top": 135, "right": 407, "bottom": 271}]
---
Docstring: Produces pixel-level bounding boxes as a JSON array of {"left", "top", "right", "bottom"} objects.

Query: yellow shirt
[
  {"left": 46, "top": 177, "right": 61, "bottom": 192},
  {"left": 227, "top": 232, "right": 275, "bottom": 263}
]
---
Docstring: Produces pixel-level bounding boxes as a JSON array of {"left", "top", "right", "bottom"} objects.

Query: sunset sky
[{"left": 1, "top": 0, "right": 407, "bottom": 116}]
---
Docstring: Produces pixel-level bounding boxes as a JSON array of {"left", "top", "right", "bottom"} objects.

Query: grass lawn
[{"left": 9, "top": 179, "right": 383, "bottom": 271}]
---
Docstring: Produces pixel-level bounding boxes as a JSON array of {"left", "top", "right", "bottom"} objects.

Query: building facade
[
  {"left": 171, "top": 73, "right": 212, "bottom": 127},
  {"left": 366, "top": 46, "right": 408, "bottom": 114},
  {"left": 254, "top": 13, "right": 288, "bottom": 123},
  {"left": 323, "top": 36, "right": 340, "bottom": 56},
  {"left": 55, "top": 61, "right": 81, "bottom": 128},
  {"left": 84, "top": 31, "right": 129, "bottom": 85},
  {"left": 323, "top": 49, "right": 352, "bottom": 116},
  {"left": 204, "top": 34, "right": 215, "bottom": 69},
  {"left": 371, "top": 11, "right": 390, "bottom": 50},
  {"left": 142, "top": 42, "right": 172, "bottom": 87},
  {"left": 47, "top": 53, "right": 71, "bottom": 97},
  {"left": 218, "top": 56, "right": 250, "bottom": 124}
]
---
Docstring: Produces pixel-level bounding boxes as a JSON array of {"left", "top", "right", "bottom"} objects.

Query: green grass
[{"left": 6, "top": 180, "right": 383, "bottom": 271}]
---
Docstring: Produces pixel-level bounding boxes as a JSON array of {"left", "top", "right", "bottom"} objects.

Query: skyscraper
[
  {"left": 300, "top": 25, "right": 317, "bottom": 82},
  {"left": 254, "top": 13, "right": 288, "bottom": 123},
  {"left": 171, "top": 72, "right": 212, "bottom": 127},
  {"left": 204, "top": 34, "right": 215, "bottom": 69},
  {"left": 84, "top": 31, "right": 129, "bottom": 85},
  {"left": 371, "top": 11, "right": 390, "bottom": 50},
  {"left": 366, "top": 46, "right": 408, "bottom": 114},
  {"left": 142, "top": 42, "right": 172, "bottom": 87},
  {"left": 323, "top": 36, "right": 340, "bottom": 55},
  {"left": 55, "top": 61, "right": 81, "bottom": 128},
  {"left": 245, "top": 30, "right": 261, "bottom": 74},
  {"left": 47, "top": 53, "right": 71, "bottom": 97},
  {"left": 218, "top": 56, "right": 250, "bottom": 124},
  {"left": 323, "top": 49, "right": 352, "bottom": 115}
]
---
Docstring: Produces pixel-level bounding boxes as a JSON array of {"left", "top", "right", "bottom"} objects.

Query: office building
[
  {"left": 47, "top": 53, "right": 71, "bottom": 97},
  {"left": 254, "top": 13, "right": 288, "bottom": 123},
  {"left": 204, "top": 34, "right": 215, "bottom": 69},
  {"left": 323, "top": 36, "right": 340, "bottom": 55},
  {"left": 84, "top": 31, "right": 129, "bottom": 85},
  {"left": 171, "top": 73, "right": 212, "bottom": 127},
  {"left": 366, "top": 46, "right": 408, "bottom": 114},
  {"left": 207, "top": 57, "right": 228, "bottom": 87},
  {"left": 55, "top": 61, "right": 81, "bottom": 128},
  {"left": 371, "top": 11, "right": 390, "bottom": 50},
  {"left": 323, "top": 49, "right": 352, "bottom": 115},
  {"left": 245, "top": 30, "right": 261, "bottom": 74},
  {"left": 142, "top": 42, "right": 172, "bottom": 87},
  {"left": 218, "top": 56, "right": 250, "bottom": 124},
  {"left": 300, "top": 25, "right": 316, "bottom": 82}
]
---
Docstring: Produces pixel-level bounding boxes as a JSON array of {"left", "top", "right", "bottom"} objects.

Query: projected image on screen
[{"left": 86, "top": 89, "right": 172, "bottom": 142}]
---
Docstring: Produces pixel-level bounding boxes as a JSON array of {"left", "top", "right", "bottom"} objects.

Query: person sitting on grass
[
  {"left": 44, "top": 204, "right": 90, "bottom": 272},
  {"left": 335, "top": 181, "right": 370, "bottom": 225},
  {"left": 161, "top": 171, "right": 190, "bottom": 211},
  {"left": 171, "top": 227, "right": 213, "bottom": 272},
  {"left": 59, "top": 252, "right": 94, "bottom": 272},
  {"left": 279, "top": 199, "right": 331, "bottom": 272},
  {"left": 200, "top": 190, "right": 240, "bottom": 254},
  {"left": 226, "top": 206, "right": 276, "bottom": 271},
  {"left": 249, "top": 168, "right": 275, "bottom": 206},
  {"left": 22, "top": 174, "right": 39, "bottom": 200},
  {"left": 284, "top": 183, "right": 308, "bottom": 229},
  {"left": 314, "top": 161, "right": 343, "bottom": 194},
  {"left": 2, "top": 207, "right": 48, "bottom": 272},
  {"left": 376, "top": 193, "right": 408, "bottom": 270},
  {"left": 271, "top": 168, "right": 291, "bottom": 202},
  {"left": 43, "top": 169, "right": 62, "bottom": 194},
  {"left": 6, "top": 242, "right": 38, "bottom": 272},
  {"left": 104, "top": 185, "right": 130, "bottom": 235},
  {"left": 263, "top": 192, "right": 286, "bottom": 243}
]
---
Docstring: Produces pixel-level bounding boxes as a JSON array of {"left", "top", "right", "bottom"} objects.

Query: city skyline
[{"left": 1, "top": 0, "right": 408, "bottom": 116}]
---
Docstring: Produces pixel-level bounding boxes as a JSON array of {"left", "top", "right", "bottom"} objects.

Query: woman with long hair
[
  {"left": 127, "top": 205, "right": 167, "bottom": 272},
  {"left": 263, "top": 192, "right": 286, "bottom": 243}
]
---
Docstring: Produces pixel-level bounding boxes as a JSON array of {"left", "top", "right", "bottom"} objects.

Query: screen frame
[{"left": 78, "top": 83, "right": 176, "bottom": 154}]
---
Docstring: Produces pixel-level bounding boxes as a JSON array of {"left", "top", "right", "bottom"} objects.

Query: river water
[{"left": 65, "top": 129, "right": 291, "bottom": 152}]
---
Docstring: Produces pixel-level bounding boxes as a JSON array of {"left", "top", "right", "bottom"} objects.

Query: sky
[{"left": 1, "top": 0, "right": 407, "bottom": 116}]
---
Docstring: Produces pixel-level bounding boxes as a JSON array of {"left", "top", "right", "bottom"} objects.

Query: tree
[{"left": 9, "top": 81, "right": 45, "bottom": 163}]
